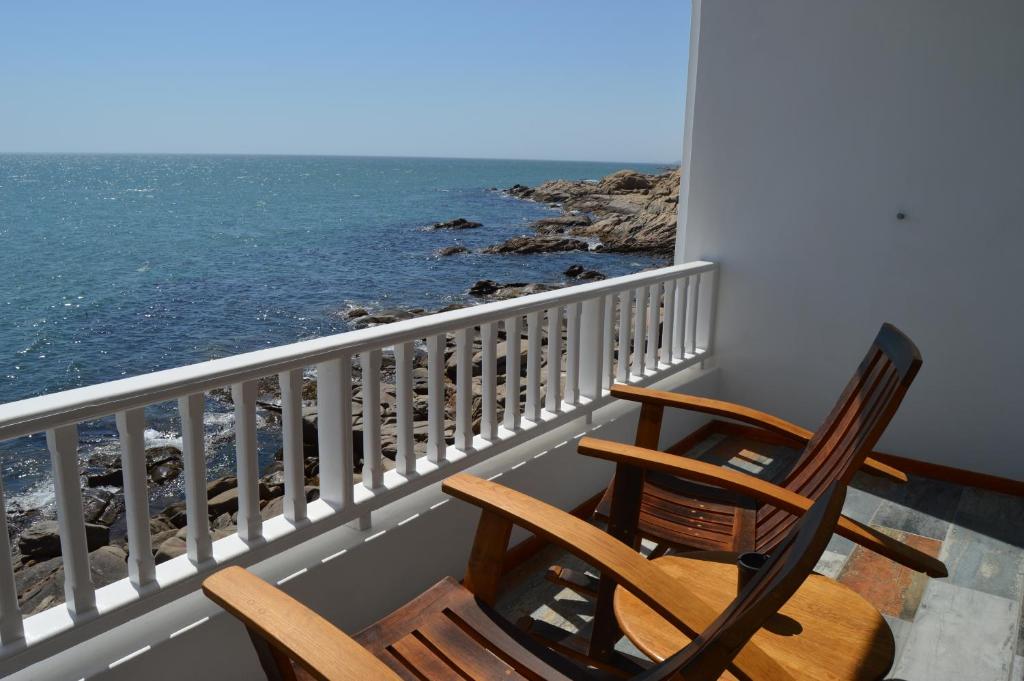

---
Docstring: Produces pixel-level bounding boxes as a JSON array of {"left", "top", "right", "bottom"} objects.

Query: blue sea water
[{"left": 0, "top": 154, "right": 668, "bottom": 520}]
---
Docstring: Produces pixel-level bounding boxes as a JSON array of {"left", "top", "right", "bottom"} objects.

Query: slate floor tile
[
  {"left": 872, "top": 478, "right": 963, "bottom": 540},
  {"left": 883, "top": 614, "right": 913, "bottom": 678},
  {"left": 941, "top": 522, "right": 1024, "bottom": 602},
  {"left": 838, "top": 527, "right": 942, "bottom": 620},
  {"left": 890, "top": 581, "right": 1018, "bottom": 681}
]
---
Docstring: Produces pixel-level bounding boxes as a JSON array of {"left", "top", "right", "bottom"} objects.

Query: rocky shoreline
[{"left": 7, "top": 167, "right": 679, "bottom": 612}]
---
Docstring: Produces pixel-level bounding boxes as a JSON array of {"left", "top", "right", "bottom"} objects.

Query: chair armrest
[
  {"left": 441, "top": 474, "right": 795, "bottom": 681},
  {"left": 609, "top": 384, "right": 908, "bottom": 483},
  {"left": 577, "top": 438, "right": 947, "bottom": 578},
  {"left": 202, "top": 566, "right": 402, "bottom": 681}
]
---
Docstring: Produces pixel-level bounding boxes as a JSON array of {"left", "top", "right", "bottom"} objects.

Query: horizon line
[{"left": 0, "top": 150, "right": 681, "bottom": 167}]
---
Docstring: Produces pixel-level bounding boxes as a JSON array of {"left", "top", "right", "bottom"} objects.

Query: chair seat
[
  {"left": 613, "top": 552, "right": 895, "bottom": 681},
  {"left": 348, "top": 577, "right": 608, "bottom": 681}
]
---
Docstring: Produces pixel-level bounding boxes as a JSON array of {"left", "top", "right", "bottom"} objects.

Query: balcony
[{"left": 0, "top": 260, "right": 1021, "bottom": 680}]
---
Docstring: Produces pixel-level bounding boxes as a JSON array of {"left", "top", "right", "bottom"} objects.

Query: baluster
[
  {"left": 704, "top": 267, "right": 719, "bottom": 355},
  {"left": 47, "top": 425, "right": 96, "bottom": 613},
  {"left": 545, "top": 306, "right": 563, "bottom": 413},
  {"left": 602, "top": 294, "right": 615, "bottom": 389},
  {"left": 646, "top": 283, "right": 660, "bottom": 370},
  {"left": 453, "top": 327, "right": 474, "bottom": 451},
  {"left": 116, "top": 408, "right": 155, "bottom": 588},
  {"left": 232, "top": 380, "right": 262, "bottom": 542},
  {"left": 426, "top": 334, "right": 447, "bottom": 463},
  {"left": 674, "top": 277, "right": 689, "bottom": 359},
  {"left": 579, "top": 297, "right": 605, "bottom": 401},
  {"left": 179, "top": 393, "right": 212, "bottom": 563},
  {"left": 688, "top": 274, "right": 702, "bottom": 355},
  {"left": 661, "top": 279, "right": 676, "bottom": 365},
  {"left": 361, "top": 349, "right": 383, "bottom": 489},
  {"left": 0, "top": 477, "right": 23, "bottom": 644},
  {"left": 565, "top": 302, "right": 581, "bottom": 405},
  {"left": 616, "top": 289, "right": 633, "bottom": 383},
  {"left": 480, "top": 322, "right": 498, "bottom": 441},
  {"left": 317, "top": 357, "right": 354, "bottom": 509},
  {"left": 632, "top": 286, "right": 648, "bottom": 377},
  {"left": 395, "top": 342, "right": 416, "bottom": 475},
  {"left": 278, "top": 369, "right": 307, "bottom": 522},
  {"left": 502, "top": 316, "right": 522, "bottom": 431},
  {"left": 525, "top": 311, "right": 542, "bottom": 422}
]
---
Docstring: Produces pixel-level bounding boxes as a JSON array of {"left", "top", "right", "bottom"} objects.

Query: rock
[
  {"left": 82, "top": 488, "right": 113, "bottom": 523},
  {"left": 86, "top": 468, "right": 124, "bottom": 487},
  {"left": 15, "top": 545, "right": 128, "bottom": 615},
  {"left": 161, "top": 501, "right": 189, "bottom": 528},
  {"left": 564, "top": 264, "right": 585, "bottom": 277},
  {"left": 429, "top": 218, "right": 481, "bottom": 230},
  {"left": 467, "top": 280, "right": 563, "bottom": 300},
  {"left": 599, "top": 169, "right": 653, "bottom": 193},
  {"left": 207, "top": 484, "right": 271, "bottom": 517},
  {"left": 150, "top": 516, "right": 175, "bottom": 535},
  {"left": 345, "top": 307, "right": 369, "bottom": 319},
  {"left": 531, "top": 214, "right": 592, "bottom": 234},
  {"left": 481, "top": 236, "right": 589, "bottom": 255},
  {"left": 18, "top": 520, "right": 109, "bottom": 560},
  {"left": 148, "top": 459, "right": 183, "bottom": 484},
  {"left": 207, "top": 475, "right": 237, "bottom": 499},
  {"left": 436, "top": 245, "right": 469, "bottom": 256},
  {"left": 352, "top": 308, "right": 423, "bottom": 328},
  {"left": 155, "top": 528, "right": 232, "bottom": 564},
  {"left": 469, "top": 279, "right": 514, "bottom": 296}
]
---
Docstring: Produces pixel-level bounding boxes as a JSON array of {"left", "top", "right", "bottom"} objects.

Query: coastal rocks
[
  {"left": 468, "top": 280, "right": 562, "bottom": 299},
  {"left": 564, "top": 265, "right": 605, "bottom": 281},
  {"left": 481, "top": 236, "right": 589, "bottom": 255},
  {"left": 599, "top": 169, "right": 653, "bottom": 193},
  {"left": 16, "top": 545, "right": 128, "bottom": 615},
  {"left": 436, "top": 245, "right": 469, "bottom": 256},
  {"left": 530, "top": 214, "right": 592, "bottom": 234},
  {"left": 429, "top": 218, "right": 481, "bottom": 230},
  {"left": 500, "top": 167, "right": 681, "bottom": 255},
  {"left": 344, "top": 307, "right": 369, "bottom": 319},
  {"left": 351, "top": 307, "right": 427, "bottom": 328},
  {"left": 18, "top": 520, "right": 110, "bottom": 560}
]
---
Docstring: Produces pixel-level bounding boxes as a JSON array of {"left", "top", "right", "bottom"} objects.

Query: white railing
[{"left": 0, "top": 261, "right": 717, "bottom": 665}]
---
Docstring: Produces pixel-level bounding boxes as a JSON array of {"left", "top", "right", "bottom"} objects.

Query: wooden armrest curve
[
  {"left": 609, "top": 384, "right": 908, "bottom": 483},
  {"left": 203, "top": 566, "right": 401, "bottom": 681},
  {"left": 578, "top": 438, "right": 946, "bottom": 578},
  {"left": 441, "top": 473, "right": 795, "bottom": 681}
]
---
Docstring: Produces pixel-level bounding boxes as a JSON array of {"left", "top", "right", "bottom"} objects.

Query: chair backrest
[
  {"left": 756, "top": 323, "right": 922, "bottom": 551},
  {"left": 641, "top": 480, "right": 848, "bottom": 681}
]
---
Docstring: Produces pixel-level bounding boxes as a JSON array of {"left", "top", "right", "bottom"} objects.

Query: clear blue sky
[{"left": 0, "top": 2, "right": 690, "bottom": 163}]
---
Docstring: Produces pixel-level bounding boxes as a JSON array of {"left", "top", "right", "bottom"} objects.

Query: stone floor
[{"left": 494, "top": 437, "right": 1024, "bottom": 680}]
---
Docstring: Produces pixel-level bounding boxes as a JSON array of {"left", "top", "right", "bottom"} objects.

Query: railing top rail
[{"left": 0, "top": 261, "right": 715, "bottom": 441}]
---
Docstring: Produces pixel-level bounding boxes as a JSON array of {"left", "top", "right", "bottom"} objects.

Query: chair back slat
[
  {"left": 640, "top": 481, "right": 848, "bottom": 681},
  {"left": 755, "top": 324, "right": 921, "bottom": 550}
]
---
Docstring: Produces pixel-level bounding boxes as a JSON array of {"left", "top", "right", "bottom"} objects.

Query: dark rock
[
  {"left": 481, "top": 236, "right": 589, "bottom": 255},
  {"left": 86, "top": 468, "right": 124, "bottom": 487},
  {"left": 531, "top": 214, "right": 593, "bottom": 234},
  {"left": 564, "top": 265, "right": 585, "bottom": 277},
  {"left": 576, "top": 269, "right": 606, "bottom": 280},
  {"left": 82, "top": 489, "right": 113, "bottom": 523},
  {"left": 436, "top": 245, "right": 469, "bottom": 256},
  {"left": 148, "top": 459, "right": 182, "bottom": 484},
  {"left": 430, "top": 218, "right": 481, "bottom": 230},
  {"left": 345, "top": 307, "right": 369, "bottom": 319},
  {"left": 18, "top": 520, "right": 109, "bottom": 560}
]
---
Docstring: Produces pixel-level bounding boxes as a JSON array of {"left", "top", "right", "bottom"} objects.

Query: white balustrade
[
  {"left": 278, "top": 369, "right": 307, "bottom": 522},
  {"left": 0, "top": 261, "right": 716, "bottom": 661},
  {"left": 502, "top": 316, "right": 522, "bottom": 431}
]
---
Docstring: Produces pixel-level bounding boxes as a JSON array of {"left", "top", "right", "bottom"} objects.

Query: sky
[{"left": 0, "top": 2, "right": 691, "bottom": 163}]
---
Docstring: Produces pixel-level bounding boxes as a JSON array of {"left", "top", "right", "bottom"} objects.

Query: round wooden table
[{"left": 613, "top": 552, "right": 895, "bottom": 680}]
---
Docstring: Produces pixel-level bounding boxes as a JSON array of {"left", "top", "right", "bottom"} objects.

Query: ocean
[{"left": 0, "top": 154, "right": 668, "bottom": 522}]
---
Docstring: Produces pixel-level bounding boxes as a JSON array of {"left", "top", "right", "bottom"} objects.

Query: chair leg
[
  {"left": 246, "top": 627, "right": 298, "bottom": 681},
  {"left": 647, "top": 543, "right": 670, "bottom": 560}
]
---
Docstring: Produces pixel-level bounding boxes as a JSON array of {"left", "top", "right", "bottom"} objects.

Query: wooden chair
[
  {"left": 569, "top": 322, "right": 945, "bottom": 661},
  {"left": 202, "top": 472, "right": 877, "bottom": 681}
]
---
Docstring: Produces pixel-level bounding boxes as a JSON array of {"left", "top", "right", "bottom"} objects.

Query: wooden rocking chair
[
  {"left": 203, "top": 473, "right": 888, "bottom": 680},
  {"left": 567, "top": 322, "right": 945, "bottom": 662}
]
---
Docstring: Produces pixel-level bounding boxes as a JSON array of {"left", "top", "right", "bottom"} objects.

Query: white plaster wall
[
  {"left": 11, "top": 368, "right": 720, "bottom": 680},
  {"left": 679, "top": 0, "right": 1024, "bottom": 479}
]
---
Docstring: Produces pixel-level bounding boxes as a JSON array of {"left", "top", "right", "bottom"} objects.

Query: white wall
[{"left": 679, "top": 0, "right": 1024, "bottom": 479}]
